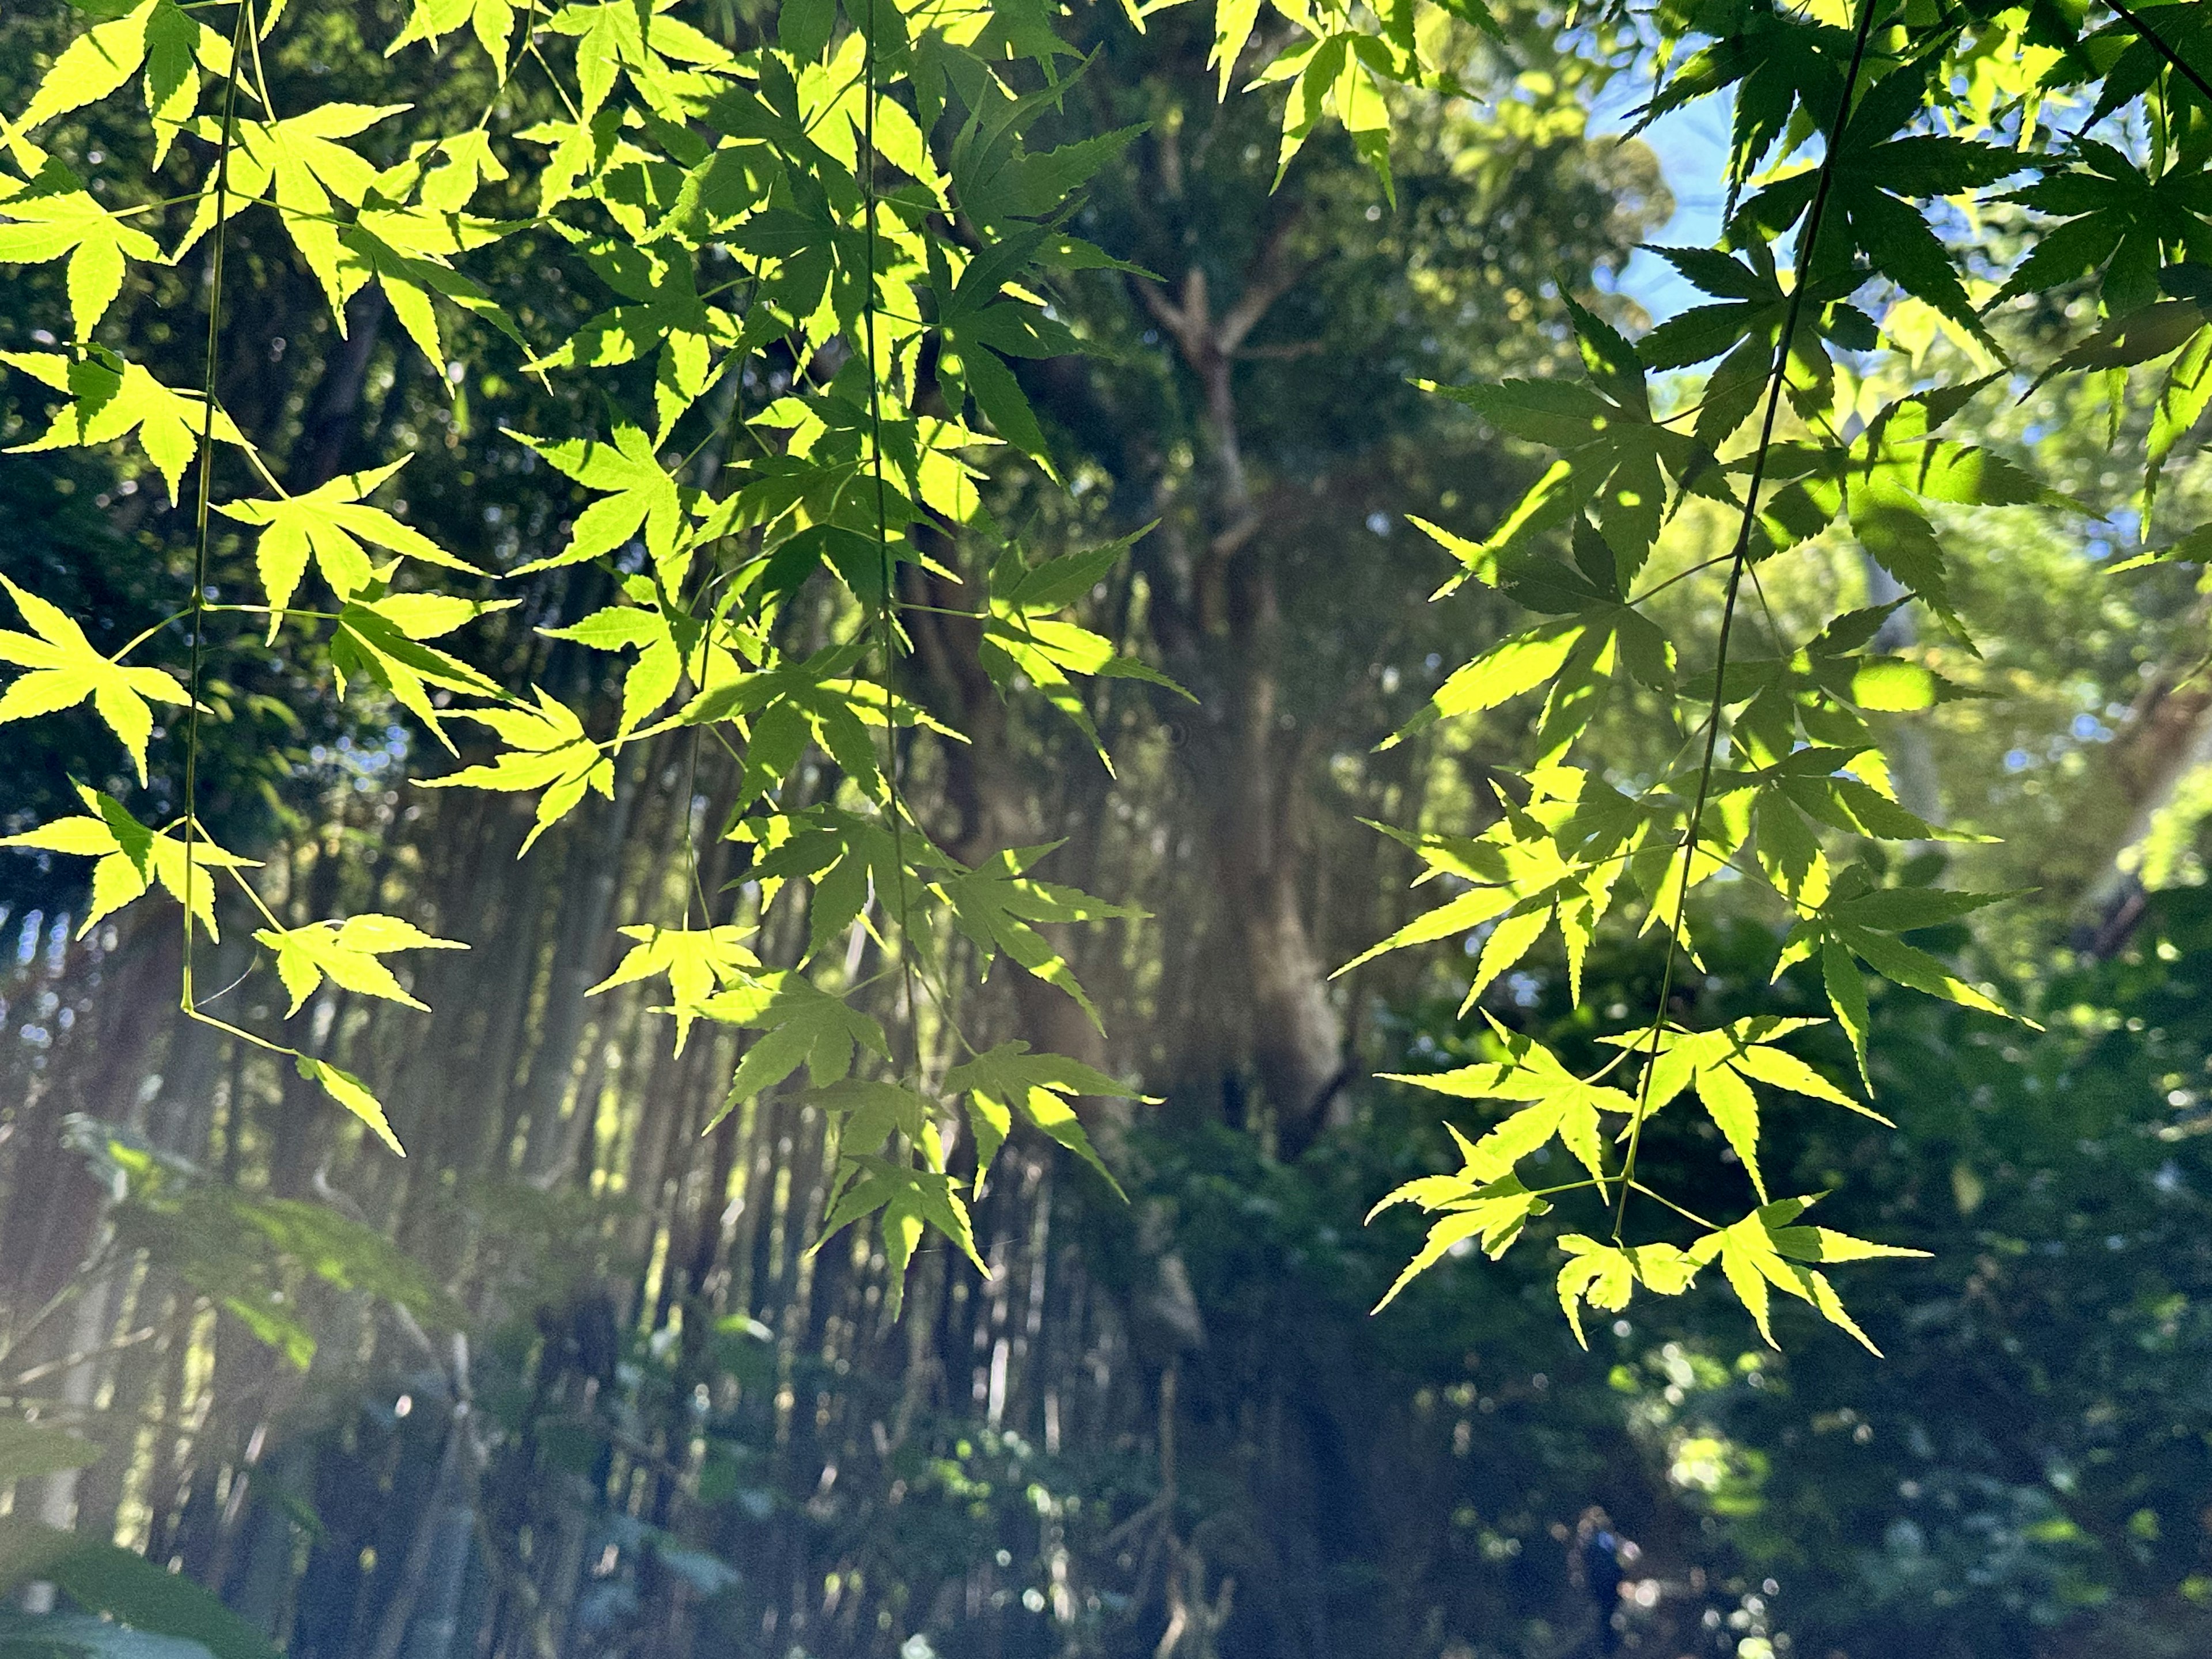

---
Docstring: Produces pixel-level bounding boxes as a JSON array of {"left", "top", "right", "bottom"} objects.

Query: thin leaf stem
[
  {"left": 241, "top": 0, "right": 278, "bottom": 117},
  {"left": 112, "top": 607, "right": 197, "bottom": 662},
  {"left": 525, "top": 13, "right": 582, "bottom": 126},
  {"left": 1745, "top": 558, "right": 1789, "bottom": 655},
  {"left": 1627, "top": 550, "right": 1741, "bottom": 607},
  {"left": 859, "top": 0, "right": 933, "bottom": 1086},
  {"left": 182, "top": 1003, "right": 301, "bottom": 1058},
  {"left": 200, "top": 603, "right": 340, "bottom": 619},
  {"left": 1628, "top": 1180, "right": 1719, "bottom": 1231},
  {"left": 683, "top": 729, "right": 709, "bottom": 929},
  {"left": 181, "top": 0, "right": 252, "bottom": 1016},
  {"left": 105, "top": 193, "right": 208, "bottom": 219},
  {"left": 238, "top": 437, "right": 289, "bottom": 498},
  {"left": 225, "top": 859, "right": 289, "bottom": 934},
  {"left": 1612, "top": 0, "right": 1884, "bottom": 1243}
]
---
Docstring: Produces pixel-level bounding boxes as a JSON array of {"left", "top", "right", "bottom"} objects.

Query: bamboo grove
[{"left": 1, "top": 0, "right": 2210, "bottom": 1639}]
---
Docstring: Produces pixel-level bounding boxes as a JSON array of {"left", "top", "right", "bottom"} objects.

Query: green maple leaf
[
  {"left": 810, "top": 1078, "right": 934, "bottom": 1164},
  {"left": 1993, "top": 141, "right": 2212, "bottom": 318},
  {"left": 720, "top": 193, "right": 844, "bottom": 336},
  {"left": 354, "top": 591, "right": 517, "bottom": 642},
  {"left": 528, "top": 236, "right": 738, "bottom": 438},
  {"left": 934, "top": 843, "right": 1138, "bottom": 1029},
  {"left": 1733, "top": 63, "right": 2022, "bottom": 350},
  {"left": 925, "top": 231, "right": 1084, "bottom": 471},
  {"left": 218, "top": 460, "right": 483, "bottom": 633},
  {"left": 541, "top": 1, "right": 736, "bottom": 120},
  {"left": 1495, "top": 534, "right": 1682, "bottom": 761},
  {"left": 1686, "top": 603, "right": 1990, "bottom": 814},
  {"left": 1689, "top": 1196, "right": 1926, "bottom": 1353},
  {"left": 2074, "top": 2, "right": 2212, "bottom": 132},
  {"left": 252, "top": 912, "right": 464, "bottom": 1016},
  {"left": 1776, "top": 874, "right": 2030, "bottom": 1081},
  {"left": 589, "top": 922, "right": 759, "bottom": 1052},
  {"left": 177, "top": 104, "right": 410, "bottom": 320},
  {"left": 8, "top": 0, "right": 231, "bottom": 165},
  {"left": 698, "top": 972, "right": 890, "bottom": 1123},
  {"left": 1382, "top": 1018, "right": 1632, "bottom": 1186},
  {"left": 944, "top": 65, "right": 1140, "bottom": 225},
  {"left": 1347, "top": 767, "right": 1646, "bottom": 1006},
  {"left": 509, "top": 422, "right": 691, "bottom": 586},
  {"left": 812, "top": 1156, "right": 984, "bottom": 1313},
  {"left": 1641, "top": 5, "right": 1850, "bottom": 185},
  {"left": 296, "top": 1056, "right": 404, "bottom": 1156},
  {"left": 1425, "top": 298, "right": 1716, "bottom": 595},
  {"left": 0, "top": 160, "right": 164, "bottom": 336},
  {"left": 746, "top": 804, "right": 943, "bottom": 961},
  {"left": 0, "top": 573, "right": 191, "bottom": 784},
  {"left": 325, "top": 594, "right": 506, "bottom": 751},
  {"left": 419, "top": 685, "right": 613, "bottom": 848},
  {"left": 1599, "top": 1017, "right": 1886, "bottom": 1205},
  {"left": 338, "top": 186, "right": 521, "bottom": 377},
  {"left": 1747, "top": 384, "right": 2070, "bottom": 628},
  {"left": 387, "top": 0, "right": 519, "bottom": 62},
  {"left": 2031, "top": 296, "right": 2210, "bottom": 393},
  {"left": 1369, "top": 1170, "right": 1550, "bottom": 1312},
  {"left": 539, "top": 579, "right": 694, "bottom": 734},
  {"left": 942, "top": 1040, "right": 1141, "bottom": 1197},
  {"left": 3, "top": 346, "right": 248, "bottom": 503},
  {"left": 1638, "top": 242, "right": 1878, "bottom": 442},
  {"left": 1557, "top": 1237, "right": 1642, "bottom": 1346},
  {"left": 1552, "top": 1235, "right": 1703, "bottom": 1347},
  {"left": 2147, "top": 322, "right": 2212, "bottom": 515},
  {"left": 1, "top": 785, "right": 256, "bottom": 941},
  {"left": 980, "top": 529, "right": 1188, "bottom": 770},
  {"left": 1245, "top": 29, "right": 1402, "bottom": 195},
  {"left": 1207, "top": 0, "right": 1272, "bottom": 96},
  {"left": 2025, "top": 294, "right": 2212, "bottom": 509}
]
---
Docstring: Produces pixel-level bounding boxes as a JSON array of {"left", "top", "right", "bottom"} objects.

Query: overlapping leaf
[
  {"left": 3, "top": 346, "right": 248, "bottom": 502},
  {"left": 0, "top": 159, "right": 163, "bottom": 335},
  {"left": 590, "top": 922, "right": 759, "bottom": 1052},
  {"left": 980, "top": 531, "right": 1187, "bottom": 767},
  {"left": 934, "top": 844, "right": 1138, "bottom": 1029},
  {"left": 253, "top": 913, "right": 465, "bottom": 1016},
  {"left": 218, "top": 460, "right": 482, "bottom": 630},
  {"left": 942, "top": 1040, "right": 1139, "bottom": 1196},
  {"left": 1598, "top": 1017, "right": 1885, "bottom": 1202},
  {"left": 699, "top": 971, "right": 890, "bottom": 1120}
]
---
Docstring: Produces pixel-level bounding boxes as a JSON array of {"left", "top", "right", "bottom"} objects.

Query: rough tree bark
[{"left": 1128, "top": 221, "right": 1349, "bottom": 1147}]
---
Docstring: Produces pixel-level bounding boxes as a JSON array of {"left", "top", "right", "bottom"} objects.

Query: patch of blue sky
[{"left": 1585, "top": 77, "right": 1733, "bottom": 325}]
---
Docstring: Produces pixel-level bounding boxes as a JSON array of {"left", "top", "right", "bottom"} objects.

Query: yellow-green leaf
[{"left": 0, "top": 573, "right": 190, "bottom": 783}]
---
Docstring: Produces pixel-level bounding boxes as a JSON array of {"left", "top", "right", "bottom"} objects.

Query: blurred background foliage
[{"left": 5, "top": 1, "right": 2212, "bottom": 1657}]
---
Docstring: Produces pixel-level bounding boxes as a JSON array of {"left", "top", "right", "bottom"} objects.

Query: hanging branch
[{"left": 1611, "top": 0, "right": 1887, "bottom": 1241}]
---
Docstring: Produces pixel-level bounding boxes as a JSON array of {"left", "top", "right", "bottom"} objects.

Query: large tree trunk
[
  {"left": 1129, "top": 231, "right": 1347, "bottom": 1147},
  {"left": 2076, "top": 607, "right": 2212, "bottom": 956}
]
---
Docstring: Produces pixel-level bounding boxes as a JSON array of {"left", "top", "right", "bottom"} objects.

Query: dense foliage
[{"left": 2, "top": 0, "right": 2211, "bottom": 1653}]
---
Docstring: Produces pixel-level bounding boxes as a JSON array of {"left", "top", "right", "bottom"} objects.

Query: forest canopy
[{"left": 2, "top": 0, "right": 2211, "bottom": 1654}]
